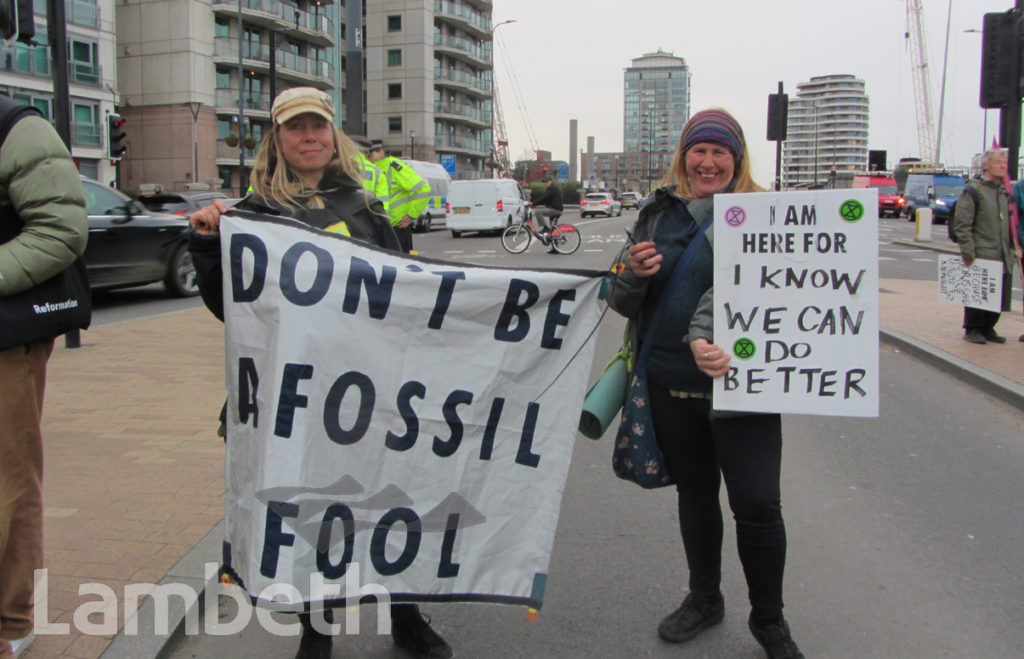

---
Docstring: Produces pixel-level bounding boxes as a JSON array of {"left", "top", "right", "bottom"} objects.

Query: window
[
  {"left": 72, "top": 102, "right": 97, "bottom": 126},
  {"left": 215, "top": 17, "right": 230, "bottom": 38},
  {"left": 388, "top": 116, "right": 402, "bottom": 133},
  {"left": 244, "top": 76, "right": 262, "bottom": 101},
  {"left": 216, "top": 69, "right": 230, "bottom": 89},
  {"left": 81, "top": 180, "right": 127, "bottom": 215},
  {"left": 387, "top": 49, "right": 402, "bottom": 66},
  {"left": 12, "top": 92, "right": 49, "bottom": 119},
  {"left": 68, "top": 38, "right": 98, "bottom": 85},
  {"left": 71, "top": 102, "right": 100, "bottom": 147},
  {"left": 387, "top": 83, "right": 402, "bottom": 100},
  {"left": 77, "top": 159, "right": 98, "bottom": 180},
  {"left": 387, "top": 15, "right": 401, "bottom": 31},
  {"left": 219, "top": 166, "right": 234, "bottom": 191}
]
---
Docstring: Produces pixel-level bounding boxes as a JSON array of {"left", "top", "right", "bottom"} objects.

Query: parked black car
[
  {"left": 80, "top": 177, "right": 198, "bottom": 297},
  {"left": 136, "top": 191, "right": 229, "bottom": 216}
]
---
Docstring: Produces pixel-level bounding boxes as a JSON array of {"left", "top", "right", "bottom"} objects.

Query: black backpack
[
  {"left": 947, "top": 183, "right": 982, "bottom": 244},
  {"left": 0, "top": 95, "right": 42, "bottom": 141},
  {"left": 0, "top": 96, "right": 92, "bottom": 350}
]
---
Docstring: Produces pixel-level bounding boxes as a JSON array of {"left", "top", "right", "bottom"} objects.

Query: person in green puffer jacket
[{"left": 0, "top": 96, "right": 87, "bottom": 659}]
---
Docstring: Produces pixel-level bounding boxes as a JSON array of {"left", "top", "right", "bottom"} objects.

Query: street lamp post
[
  {"left": 934, "top": 0, "right": 953, "bottom": 166},
  {"left": 489, "top": 19, "right": 516, "bottom": 179},
  {"left": 410, "top": 130, "right": 415, "bottom": 159},
  {"left": 186, "top": 102, "right": 201, "bottom": 185},
  {"left": 642, "top": 118, "right": 655, "bottom": 193},
  {"left": 237, "top": 0, "right": 247, "bottom": 194}
]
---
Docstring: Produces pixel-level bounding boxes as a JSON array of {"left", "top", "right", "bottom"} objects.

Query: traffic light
[
  {"left": 868, "top": 150, "right": 886, "bottom": 172},
  {"left": 980, "top": 10, "right": 1021, "bottom": 109},
  {"left": 107, "top": 113, "right": 126, "bottom": 160},
  {"left": 0, "top": 0, "right": 36, "bottom": 44},
  {"left": 767, "top": 91, "right": 788, "bottom": 142}
]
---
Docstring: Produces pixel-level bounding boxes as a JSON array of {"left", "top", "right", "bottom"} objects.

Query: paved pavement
[{"left": 14, "top": 237, "right": 1024, "bottom": 659}]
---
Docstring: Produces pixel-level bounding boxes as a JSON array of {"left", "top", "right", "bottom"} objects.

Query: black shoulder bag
[
  {"left": 611, "top": 211, "right": 714, "bottom": 488},
  {"left": 0, "top": 97, "right": 91, "bottom": 350}
]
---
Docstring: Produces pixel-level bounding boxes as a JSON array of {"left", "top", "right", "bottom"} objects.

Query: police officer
[
  {"left": 367, "top": 139, "right": 430, "bottom": 253},
  {"left": 348, "top": 135, "right": 389, "bottom": 213}
]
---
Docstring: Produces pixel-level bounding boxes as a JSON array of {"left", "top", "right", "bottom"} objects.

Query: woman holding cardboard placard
[{"left": 606, "top": 108, "right": 803, "bottom": 659}]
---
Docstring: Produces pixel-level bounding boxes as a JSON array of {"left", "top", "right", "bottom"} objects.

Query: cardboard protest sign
[
  {"left": 712, "top": 190, "right": 879, "bottom": 417},
  {"left": 937, "top": 255, "right": 1003, "bottom": 312},
  {"left": 218, "top": 213, "right": 604, "bottom": 610}
]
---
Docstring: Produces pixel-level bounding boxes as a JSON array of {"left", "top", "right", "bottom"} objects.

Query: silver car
[{"left": 580, "top": 192, "right": 622, "bottom": 218}]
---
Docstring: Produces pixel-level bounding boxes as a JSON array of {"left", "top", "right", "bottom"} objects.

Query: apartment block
[
  {"left": 365, "top": 0, "right": 494, "bottom": 179},
  {"left": 782, "top": 74, "right": 870, "bottom": 189},
  {"left": 0, "top": 0, "right": 119, "bottom": 185}
]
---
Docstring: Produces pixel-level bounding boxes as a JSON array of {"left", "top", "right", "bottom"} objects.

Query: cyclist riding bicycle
[{"left": 531, "top": 176, "right": 563, "bottom": 237}]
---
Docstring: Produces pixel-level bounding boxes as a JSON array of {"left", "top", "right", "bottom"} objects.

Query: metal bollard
[{"left": 914, "top": 207, "right": 933, "bottom": 242}]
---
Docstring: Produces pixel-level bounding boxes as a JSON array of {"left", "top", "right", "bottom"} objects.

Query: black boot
[
  {"left": 391, "top": 603, "right": 452, "bottom": 658},
  {"left": 657, "top": 591, "right": 725, "bottom": 642},
  {"left": 295, "top": 610, "right": 333, "bottom": 659},
  {"left": 748, "top": 615, "right": 805, "bottom": 659}
]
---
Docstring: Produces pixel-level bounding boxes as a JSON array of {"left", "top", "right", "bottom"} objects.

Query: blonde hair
[
  {"left": 660, "top": 108, "right": 763, "bottom": 200},
  {"left": 250, "top": 123, "right": 366, "bottom": 211}
]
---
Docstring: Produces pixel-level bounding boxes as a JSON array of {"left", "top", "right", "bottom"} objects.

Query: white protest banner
[
  {"left": 712, "top": 190, "right": 879, "bottom": 417},
  {"left": 937, "top": 254, "right": 1003, "bottom": 312},
  {"left": 218, "top": 213, "right": 604, "bottom": 610}
]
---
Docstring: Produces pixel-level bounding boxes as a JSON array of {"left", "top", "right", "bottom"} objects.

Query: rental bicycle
[{"left": 500, "top": 215, "right": 581, "bottom": 255}]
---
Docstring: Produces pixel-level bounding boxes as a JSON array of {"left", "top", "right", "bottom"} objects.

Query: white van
[
  {"left": 446, "top": 179, "right": 530, "bottom": 237},
  {"left": 404, "top": 160, "right": 451, "bottom": 232}
]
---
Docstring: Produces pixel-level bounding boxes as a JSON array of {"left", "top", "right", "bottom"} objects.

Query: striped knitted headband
[{"left": 679, "top": 109, "right": 745, "bottom": 161}]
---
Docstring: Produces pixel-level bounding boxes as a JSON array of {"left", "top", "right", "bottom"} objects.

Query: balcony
[
  {"left": 69, "top": 60, "right": 101, "bottom": 86},
  {"left": 67, "top": 0, "right": 99, "bottom": 28},
  {"left": 434, "top": 101, "right": 491, "bottom": 126},
  {"left": 215, "top": 88, "right": 272, "bottom": 116},
  {"left": 434, "top": 67, "right": 491, "bottom": 96},
  {"left": 211, "top": 0, "right": 334, "bottom": 47},
  {"left": 212, "top": 0, "right": 285, "bottom": 30},
  {"left": 213, "top": 37, "right": 334, "bottom": 87},
  {"left": 434, "top": 34, "right": 491, "bottom": 68},
  {"left": 281, "top": 10, "right": 334, "bottom": 48},
  {"left": 0, "top": 44, "right": 50, "bottom": 78},
  {"left": 216, "top": 139, "right": 259, "bottom": 161},
  {"left": 435, "top": 134, "right": 489, "bottom": 154},
  {"left": 434, "top": 0, "right": 491, "bottom": 37},
  {"left": 454, "top": 168, "right": 486, "bottom": 180}
]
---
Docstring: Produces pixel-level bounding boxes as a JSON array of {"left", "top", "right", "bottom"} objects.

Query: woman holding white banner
[
  {"left": 606, "top": 108, "right": 804, "bottom": 659},
  {"left": 188, "top": 87, "right": 451, "bottom": 659}
]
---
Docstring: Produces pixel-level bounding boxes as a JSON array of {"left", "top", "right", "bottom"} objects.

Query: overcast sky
[{"left": 491, "top": 0, "right": 1009, "bottom": 184}]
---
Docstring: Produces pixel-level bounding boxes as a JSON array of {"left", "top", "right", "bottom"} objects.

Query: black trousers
[
  {"left": 963, "top": 270, "right": 1012, "bottom": 331},
  {"left": 963, "top": 307, "right": 1001, "bottom": 332},
  {"left": 394, "top": 225, "right": 414, "bottom": 253},
  {"left": 649, "top": 382, "right": 787, "bottom": 623}
]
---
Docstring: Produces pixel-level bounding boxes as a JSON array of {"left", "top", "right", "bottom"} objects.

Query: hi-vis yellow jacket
[
  {"left": 374, "top": 156, "right": 430, "bottom": 227},
  {"left": 355, "top": 152, "right": 389, "bottom": 214}
]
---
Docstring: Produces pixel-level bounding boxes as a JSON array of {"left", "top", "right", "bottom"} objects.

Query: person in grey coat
[{"left": 952, "top": 149, "right": 1020, "bottom": 344}]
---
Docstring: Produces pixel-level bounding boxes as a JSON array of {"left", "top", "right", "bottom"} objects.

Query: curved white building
[{"left": 782, "top": 74, "right": 869, "bottom": 188}]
